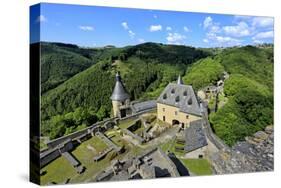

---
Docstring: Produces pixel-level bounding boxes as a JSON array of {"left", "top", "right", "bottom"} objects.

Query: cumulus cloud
[
  {"left": 121, "top": 22, "right": 136, "bottom": 39},
  {"left": 205, "top": 32, "right": 242, "bottom": 46},
  {"left": 166, "top": 32, "right": 186, "bottom": 45},
  {"left": 234, "top": 16, "right": 273, "bottom": 29},
  {"left": 121, "top": 22, "right": 129, "bottom": 30},
  {"left": 183, "top": 26, "right": 190, "bottom": 32},
  {"left": 36, "top": 15, "right": 47, "bottom": 23},
  {"left": 203, "top": 39, "right": 209, "bottom": 43},
  {"left": 166, "top": 26, "right": 172, "bottom": 31},
  {"left": 203, "top": 16, "right": 213, "bottom": 29},
  {"left": 138, "top": 38, "right": 145, "bottom": 43},
  {"left": 252, "top": 17, "right": 274, "bottom": 28},
  {"left": 128, "top": 30, "right": 136, "bottom": 38},
  {"left": 223, "top": 22, "right": 250, "bottom": 37},
  {"left": 149, "top": 25, "right": 162, "bottom": 32},
  {"left": 253, "top": 39, "right": 263, "bottom": 44},
  {"left": 79, "top": 25, "right": 94, "bottom": 31},
  {"left": 209, "top": 25, "right": 221, "bottom": 34},
  {"left": 252, "top": 31, "right": 274, "bottom": 40}
]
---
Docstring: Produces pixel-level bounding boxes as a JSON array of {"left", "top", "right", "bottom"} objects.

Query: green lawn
[
  {"left": 72, "top": 136, "right": 108, "bottom": 162},
  {"left": 180, "top": 159, "right": 213, "bottom": 176},
  {"left": 118, "top": 118, "right": 137, "bottom": 129},
  {"left": 40, "top": 156, "right": 77, "bottom": 185}
]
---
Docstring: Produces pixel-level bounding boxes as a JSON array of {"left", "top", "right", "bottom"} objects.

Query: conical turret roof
[
  {"left": 177, "top": 75, "right": 184, "bottom": 85},
  {"left": 110, "top": 72, "right": 130, "bottom": 101}
]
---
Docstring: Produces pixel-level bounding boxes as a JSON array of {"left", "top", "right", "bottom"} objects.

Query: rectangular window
[
  {"left": 175, "top": 111, "right": 178, "bottom": 115},
  {"left": 163, "top": 116, "right": 166, "bottom": 122},
  {"left": 186, "top": 115, "right": 189, "bottom": 119},
  {"left": 163, "top": 108, "right": 165, "bottom": 112}
]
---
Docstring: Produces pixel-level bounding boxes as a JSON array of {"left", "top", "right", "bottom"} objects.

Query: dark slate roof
[
  {"left": 110, "top": 72, "right": 130, "bottom": 101},
  {"left": 177, "top": 75, "right": 184, "bottom": 85},
  {"left": 131, "top": 100, "right": 157, "bottom": 113},
  {"left": 157, "top": 83, "right": 202, "bottom": 116},
  {"left": 184, "top": 120, "right": 208, "bottom": 153}
]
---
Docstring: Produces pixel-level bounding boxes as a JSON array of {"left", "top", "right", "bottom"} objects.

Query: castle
[{"left": 111, "top": 73, "right": 202, "bottom": 128}]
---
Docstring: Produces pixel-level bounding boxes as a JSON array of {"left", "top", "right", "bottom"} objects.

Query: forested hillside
[
  {"left": 183, "top": 45, "right": 273, "bottom": 146},
  {"left": 210, "top": 46, "right": 273, "bottom": 146},
  {"left": 40, "top": 42, "right": 209, "bottom": 139}
]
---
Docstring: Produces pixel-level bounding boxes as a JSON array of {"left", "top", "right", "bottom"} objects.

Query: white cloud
[
  {"left": 79, "top": 26, "right": 94, "bottom": 31},
  {"left": 121, "top": 22, "right": 129, "bottom": 30},
  {"left": 252, "top": 31, "right": 273, "bottom": 40},
  {"left": 252, "top": 17, "right": 273, "bottom": 28},
  {"left": 205, "top": 32, "right": 242, "bottom": 46},
  {"left": 203, "top": 16, "right": 213, "bottom": 29},
  {"left": 253, "top": 39, "right": 263, "bottom": 44},
  {"left": 138, "top": 38, "right": 145, "bottom": 43},
  {"left": 36, "top": 15, "right": 47, "bottom": 23},
  {"left": 166, "top": 32, "right": 186, "bottom": 44},
  {"left": 215, "top": 36, "right": 241, "bottom": 44},
  {"left": 121, "top": 22, "right": 136, "bottom": 39},
  {"left": 166, "top": 26, "right": 172, "bottom": 31},
  {"left": 149, "top": 25, "right": 162, "bottom": 32},
  {"left": 234, "top": 16, "right": 273, "bottom": 29},
  {"left": 223, "top": 22, "right": 250, "bottom": 37},
  {"left": 183, "top": 26, "right": 190, "bottom": 32},
  {"left": 210, "top": 25, "right": 221, "bottom": 34},
  {"left": 128, "top": 30, "right": 135, "bottom": 38},
  {"left": 203, "top": 39, "right": 209, "bottom": 43}
]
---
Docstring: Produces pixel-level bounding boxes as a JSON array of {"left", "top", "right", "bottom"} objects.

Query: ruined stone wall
[{"left": 46, "top": 117, "right": 116, "bottom": 148}]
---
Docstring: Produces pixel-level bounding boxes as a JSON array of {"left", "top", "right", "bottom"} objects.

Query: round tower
[{"left": 110, "top": 72, "right": 130, "bottom": 117}]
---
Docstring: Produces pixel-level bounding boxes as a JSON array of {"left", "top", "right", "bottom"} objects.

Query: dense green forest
[
  {"left": 39, "top": 42, "right": 273, "bottom": 146},
  {"left": 209, "top": 46, "right": 273, "bottom": 146}
]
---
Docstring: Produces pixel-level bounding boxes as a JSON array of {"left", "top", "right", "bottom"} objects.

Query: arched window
[
  {"left": 171, "top": 88, "right": 175, "bottom": 94},
  {"left": 163, "top": 93, "right": 167, "bottom": 100},
  {"left": 183, "top": 90, "right": 187, "bottom": 97}
]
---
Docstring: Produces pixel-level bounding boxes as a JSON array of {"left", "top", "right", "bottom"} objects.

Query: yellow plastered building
[{"left": 156, "top": 75, "right": 202, "bottom": 128}]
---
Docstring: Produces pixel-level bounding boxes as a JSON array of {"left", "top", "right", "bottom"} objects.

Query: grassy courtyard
[
  {"left": 118, "top": 118, "right": 137, "bottom": 129},
  {"left": 40, "top": 156, "right": 77, "bottom": 185},
  {"left": 180, "top": 159, "right": 213, "bottom": 176}
]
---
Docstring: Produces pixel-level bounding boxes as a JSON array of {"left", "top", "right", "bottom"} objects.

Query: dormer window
[
  {"left": 187, "top": 98, "right": 192, "bottom": 105},
  {"left": 163, "top": 93, "right": 167, "bottom": 100},
  {"left": 183, "top": 90, "right": 187, "bottom": 97},
  {"left": 171, "top": 88, "right": 175, "bottom": 94},
  {"left": 175, "top": 96, "right": 180, "bottom": 103}
]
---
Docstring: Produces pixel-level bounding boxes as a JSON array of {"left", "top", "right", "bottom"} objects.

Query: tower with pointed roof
[
  {"left": 110, "top": 72, "right": 130, "bottom": 117},
  {"left": 177, "top": 75, "right": 184, "bottom": 85}
]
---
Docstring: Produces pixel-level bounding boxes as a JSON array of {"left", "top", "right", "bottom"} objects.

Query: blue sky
[{"left": 30, "top": 3, "right": 274, "bottom": 48}]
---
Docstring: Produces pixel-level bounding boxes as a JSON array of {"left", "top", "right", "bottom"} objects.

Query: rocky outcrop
[{"left": 211, "top": 125, "right": 273, "bottom": 174}]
